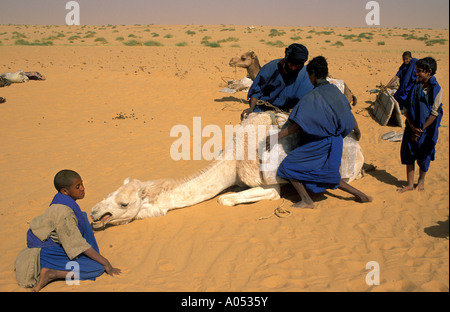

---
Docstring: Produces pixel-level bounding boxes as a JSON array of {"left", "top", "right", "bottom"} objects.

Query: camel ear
[
  {"left": 123, "top": 177, "right": 131, "bottom": 185},
  {"left": 139, "top": 186, "right": 148, "bottom": 199},
  {"left": 249, "top": 51, "right": 256, "bottom": 58}
]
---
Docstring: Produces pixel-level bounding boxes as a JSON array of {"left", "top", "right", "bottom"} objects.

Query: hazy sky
[{"left": 0, "top": 0, "right": 448, "bottom": 28}]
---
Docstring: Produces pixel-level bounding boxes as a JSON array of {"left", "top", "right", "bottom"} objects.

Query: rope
[
  {"left": 256, "top": 199, "right": 291, "bottom": 221},
  {"left": 255, "top": 100, "right": 286, "bottom": 114}
]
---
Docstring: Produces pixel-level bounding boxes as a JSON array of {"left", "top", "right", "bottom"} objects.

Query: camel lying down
[{"left": 90, "top": 112, "right": 364, "bottom": 230}]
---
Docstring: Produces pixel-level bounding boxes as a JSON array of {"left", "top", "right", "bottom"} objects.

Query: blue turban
[{"left": 285, "top": 43, "right": 309, "bottom": 65}]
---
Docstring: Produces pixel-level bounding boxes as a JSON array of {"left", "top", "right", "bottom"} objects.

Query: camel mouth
[{"left": 91, "top": 213, "right": 112, "bottom": 230}]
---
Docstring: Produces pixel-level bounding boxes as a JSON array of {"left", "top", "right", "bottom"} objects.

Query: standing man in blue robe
[
  {"left": 386, "top": 51, "right": 418, "bottom": 110},
  {"left": 266, "top": 56, "right": 372, "bottom": 208},
  {"left": 241, "top": 43, "right": 314, "bottom": 120},
  {"left": 398, "top": 57, "right": 443, "bottom": 193}
]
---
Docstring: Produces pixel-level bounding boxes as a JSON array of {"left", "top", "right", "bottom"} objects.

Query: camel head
[
  {"left": 229, "top": 51, "right": 259, "bottom": 69},
  {"left": 90, "top": 178, "right": 145, "bottom": 230},
  {"left": 90, "top": 178, "right": 171, "bottom": 230},
  {"left": 229, "top": 51, "right": 261, "bottom": 80}
]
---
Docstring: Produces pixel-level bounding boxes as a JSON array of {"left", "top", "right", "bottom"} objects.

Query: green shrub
[
  {"left": 332, "top": 41, "right": 344, "bottom": 47},
  {"left": 15, "top": 39, "right": 53, "bottom": 46},
  {"left": 144, "top": 40, "right": 163, "bottom": 46},
  {"left": 265, "top": 40, "right": 285, "bottom": 47},
  {"left": 94, "top": 37, "right": 108, "bottom": 44},
  {"left": 203, "top": 41, "right": 220, "bottom": 48},
  {"left": 269, "top": 29, "right": 286, "bottom": 37},
  {"left": 123, "top": 39, "right": 142, "bottom": 46}
]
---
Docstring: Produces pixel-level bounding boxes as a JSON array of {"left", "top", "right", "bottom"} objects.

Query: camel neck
[{"left": 162, "top": 159, "right": 237, "bottom": 210}]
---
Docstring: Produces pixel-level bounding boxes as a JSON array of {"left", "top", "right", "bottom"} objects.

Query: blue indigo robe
[
  {"left": 27, "top": 193, "right": 104, "bottom": 281},
  {"left": 248, "top": 59, "right": 313, "bottom": 112},
  {"left": 277, "top": 81, "right": 355, "bottom": 193},
  {"left": 400, "top": 76, "right": 443, "bottom": 172},
  {"left": 394, "top": 58, "right": 418, "bottom": 109}
]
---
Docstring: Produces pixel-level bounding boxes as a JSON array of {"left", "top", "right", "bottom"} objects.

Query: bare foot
[
  {"left": 31, "top": 267, "right": 67, "bottom": 292},
  {"left": 291, "top": 200, "right": 315, "bottom": 209},
  {"left": 355, "top": 194, "right": 373, "bottom": 203},
  {"left": 417, "top": 180, "right": 425, "bottom": 192},
  {"left": 397, "top": 185, "right": 414, "bottom": 193}
]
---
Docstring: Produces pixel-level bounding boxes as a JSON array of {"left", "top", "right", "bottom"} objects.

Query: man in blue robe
[
  {"left": 241, "top": 43, "right": 314, "bottom": 119},
  {"left": 398, "top": 57, "right": 443, "bottom": 193},
  {"left": 387, "top": 51, "right": 418, "bottom": 110},
  {"left": 266, "top": 56, "right": 372, "bottom": 208}
]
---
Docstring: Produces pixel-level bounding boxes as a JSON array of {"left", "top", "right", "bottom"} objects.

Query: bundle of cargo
[{"left": 372, "top": 84, "right": 403, "bottom": 127}]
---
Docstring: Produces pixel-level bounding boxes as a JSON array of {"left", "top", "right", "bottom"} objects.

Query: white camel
[{"left": 90, "top": 112, "right": 364, "bottom": 230}]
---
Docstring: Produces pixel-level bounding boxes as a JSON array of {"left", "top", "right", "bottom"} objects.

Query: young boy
[
  {"left": 398, "top": 57, "right": 443, "bottom": 193},
  {"left": 386, "top": 51, "right": 418, "bottom": 110},
  {"left": 15, "top": 170, "right": 121, "bottom": 291}
]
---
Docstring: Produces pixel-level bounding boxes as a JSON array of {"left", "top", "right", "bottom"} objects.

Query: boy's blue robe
[
  {"left": 248, "top": 59, "right": 313, "bottom": 112},
  {"left": 394, "top": 58, "right": 418, "bottom": 109},
  {"left": 277, "top": 82, "right": 355, "bottom": 193},
  {"left": 400, "top": 76, "right": 443, "bottom": 172},
  {"left": 27, "top": 193, "right": 104, "bottom": 281}
]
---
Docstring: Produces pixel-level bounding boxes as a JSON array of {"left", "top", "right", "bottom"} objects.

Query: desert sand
[{"left": 0, "top": 24, "right": 448, "bottom": 292}]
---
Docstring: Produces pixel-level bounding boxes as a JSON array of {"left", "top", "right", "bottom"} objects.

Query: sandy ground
[{"left": 0, "top": 24, "right": 448, "bottom": 292}]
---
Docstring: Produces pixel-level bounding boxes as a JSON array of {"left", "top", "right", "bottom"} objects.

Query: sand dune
[{"left": 0, "top": 24, "right": 448, "bottom": 292}]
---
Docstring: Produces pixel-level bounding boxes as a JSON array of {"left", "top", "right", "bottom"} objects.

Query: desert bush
[
  {"left": 15, "top": 39, "right": 53, "bottom": 46},
  {"left": 266, "top": 40, "right": 285, "bottom": 47},
  {"left": 331, "top": 41, "right": 344, "bottom": 47},
  {"left": 217, "top": 37, "right": 239, "bottom": 43},
  {"left": 94, "top": 37, "right": 108, "bottom": 44},
  {"left": 269, "top": 29, "right": 286, "bottom": 37},
  {"left": 144, "top": 40, "right": 163, "bottom": 46},
  {"left": 123, "top": 39, "right": 142, "bottom": 46},
  {"left": 425, "top": 39, "right": 447, "bottom": 46}
]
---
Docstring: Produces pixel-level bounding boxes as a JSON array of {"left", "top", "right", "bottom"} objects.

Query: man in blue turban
[{"left": 241, "top": 43, "right": 314, "bottom": 119}]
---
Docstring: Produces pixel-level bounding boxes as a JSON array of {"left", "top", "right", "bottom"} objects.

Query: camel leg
[{"left": 217, "top": 185, "right": 280, "bottom": 206}]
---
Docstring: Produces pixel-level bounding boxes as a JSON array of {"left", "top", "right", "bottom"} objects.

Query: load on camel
[
  {"left": 90, "top": 112, "right": 364, "bottom": 230},
  {"left": 226, "top": 51, "right": 358, "bottom": 107}
]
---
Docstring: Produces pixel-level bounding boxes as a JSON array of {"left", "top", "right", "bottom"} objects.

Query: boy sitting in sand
[
  {"left": 15, "top": 169, "right": 121, "bottom": 291},
  {"left": 398, "top": 57, "right": 443, "bottom": 193}
]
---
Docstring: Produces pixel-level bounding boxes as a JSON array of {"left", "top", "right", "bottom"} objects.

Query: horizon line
[{"left": 0, "top": 23, "right": 448, "bottom": 30}]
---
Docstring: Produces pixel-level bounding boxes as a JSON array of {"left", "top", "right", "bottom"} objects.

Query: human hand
[
  {"left": 354, "top": 129, "right": 361, "bottom": 141},
  {"left": 241, "top": 108, "right": 252, "bottom": 120},
  {"left": 265, "top": 134, "right": 278, "bottom": 151},
  {"left": 105, "top": 264, "right": 122, "bottom": 276}
]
